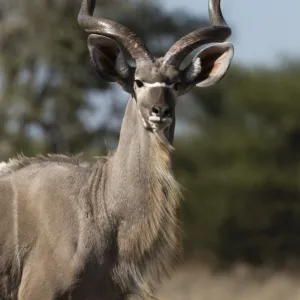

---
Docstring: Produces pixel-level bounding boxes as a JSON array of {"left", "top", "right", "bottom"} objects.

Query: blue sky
[{"left": 162, "top": 0, "right": 299, "bottom": 67}]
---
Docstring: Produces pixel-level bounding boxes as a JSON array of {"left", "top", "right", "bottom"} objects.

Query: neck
[
  {"left": 108, "top": 97, "right": 181, "bottom": 292},
  {"left": 116, "top": 98, "right": 175, "bottom": 156},
  {"left": 112, "top": 98, "right": 176, "bottom": 196}
]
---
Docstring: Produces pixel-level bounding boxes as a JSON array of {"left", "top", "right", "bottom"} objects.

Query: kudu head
[{"left": 78, "top": 0, "right": 234, "bottom": 134}]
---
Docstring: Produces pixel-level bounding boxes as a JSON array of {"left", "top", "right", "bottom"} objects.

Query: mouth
[{"left": 148, "top": 116, "right": 172, "bottom": 131}]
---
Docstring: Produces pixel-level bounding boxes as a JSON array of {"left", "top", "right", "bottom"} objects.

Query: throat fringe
[{"left": 115, "top": 132, "right": 182, "bottom": 298}]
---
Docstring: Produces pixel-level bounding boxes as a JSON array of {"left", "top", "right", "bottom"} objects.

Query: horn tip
[
  {"left": 78, "top": 0, "right": 96, "bottom": 28},
  {"left": 87, "top": 0, "right": 96, "bottom": 16},
  {"left": 78, "top": 0, "right": 96, "bottom": 17}
]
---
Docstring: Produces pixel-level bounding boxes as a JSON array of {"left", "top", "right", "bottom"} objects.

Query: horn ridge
[
  {"left": 78, "top": 0, "right": 154, "bottom": 65},
  {"left": 163, "top": 0, "right": 231, "bottom": 68}
]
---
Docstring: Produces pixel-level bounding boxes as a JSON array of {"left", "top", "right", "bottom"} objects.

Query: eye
[
  {"left": 173, "top": 82, "right": 180, "bottom": 91},
  {"left": 135, "top": 80, "right": 144, "bottom": 88}
]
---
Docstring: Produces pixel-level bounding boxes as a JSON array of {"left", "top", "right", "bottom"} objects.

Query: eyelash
[{"left": 135, "top": 80, "right": 144, "bottom": 88}]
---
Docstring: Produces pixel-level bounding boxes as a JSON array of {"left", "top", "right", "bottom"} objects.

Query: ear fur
[
  {"left": 179, "top": 42, "right": 234, "bottom": 94},
  {"left": 87, "top": 34, "right": 133, "bottom": 90}
]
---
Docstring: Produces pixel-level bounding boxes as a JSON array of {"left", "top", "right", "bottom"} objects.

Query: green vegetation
[{"left": 176, "top": 64, "right": 300, "bottom": 265}]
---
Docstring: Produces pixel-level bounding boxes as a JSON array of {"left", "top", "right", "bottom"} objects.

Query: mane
[
  {"left": 142, "top": 132, "right": 182, "bottom": 289},
  {"left": 0, "top": 154, "right": 81, "bottom": 177}
]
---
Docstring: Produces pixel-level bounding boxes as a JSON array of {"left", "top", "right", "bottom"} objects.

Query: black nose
[{"left": 151, "top": 106, "right": 172, "bottom": 119}]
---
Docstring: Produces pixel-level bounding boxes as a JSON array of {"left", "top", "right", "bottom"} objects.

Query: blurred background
[{"left": 1, "top": 0, "right": 300, "bottom": 299}]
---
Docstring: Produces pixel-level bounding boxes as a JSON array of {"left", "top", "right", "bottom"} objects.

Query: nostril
[
  {"left": 151, "top": 106, "right": 160, "bottom": 115},
  {"left": 162, "top": 108, "right": 172, "bottom": 118}
]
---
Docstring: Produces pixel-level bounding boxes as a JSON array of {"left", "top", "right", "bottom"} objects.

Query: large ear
[
  {"left": 179, "top": 42, "right": 234, "bottom": 94},
  {"left": 87, "top": 34, "right": 134, "bottom": 91}
]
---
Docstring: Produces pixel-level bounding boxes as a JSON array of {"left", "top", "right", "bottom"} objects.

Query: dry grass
[{"left": 152, "top": 262, "right": 300, "bottom": 300}]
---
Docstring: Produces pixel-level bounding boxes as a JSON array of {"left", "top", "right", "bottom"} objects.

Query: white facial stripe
[{"left": 143, "top": 82, "right": 175, "bottom": 88}]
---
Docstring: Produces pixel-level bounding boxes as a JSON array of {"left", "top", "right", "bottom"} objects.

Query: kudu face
[
  {"left": 79, "top": 0, "right": 234, "bottom": 134},
  {"left": 133, "top": 62, "right": 179, "bottom": 132}
]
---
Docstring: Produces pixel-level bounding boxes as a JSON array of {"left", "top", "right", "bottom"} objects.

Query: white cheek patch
[
  {"left": 138, "top": 109, "right": 148, "bottom": 128},
  {"left": 141, "top": 118, "right": 148, "bottom": 128},
  {"left": 143, "top": 82, "right": 175, "bottom": 89}
]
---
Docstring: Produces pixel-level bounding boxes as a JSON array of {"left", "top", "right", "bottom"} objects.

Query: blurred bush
[
  {"left": 0, "top": 0, "right": 204, "bottom": 156},
  {"left": 175, "top": 63, "right": 300, "bottom": 266}
]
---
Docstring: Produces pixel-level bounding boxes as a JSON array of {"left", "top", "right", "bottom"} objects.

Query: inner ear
[
  {"left": 87, "top": 34, "right": 133, "bottom": 88},
  {"left": 182, "top": 42, "right": 234, "bottom": 89}
]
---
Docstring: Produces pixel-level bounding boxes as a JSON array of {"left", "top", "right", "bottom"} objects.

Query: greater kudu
[{"left": 0, "top": 0, "right": 234, "bottom": 299}]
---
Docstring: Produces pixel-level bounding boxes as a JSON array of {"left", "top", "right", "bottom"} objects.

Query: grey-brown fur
[
  {"left": 0, "top": 99, "right": 181, "bottom": 300},
  {"left": 0, "top": 0, "right": 234, "bottom": 299}
]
